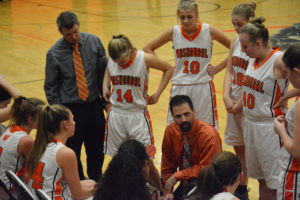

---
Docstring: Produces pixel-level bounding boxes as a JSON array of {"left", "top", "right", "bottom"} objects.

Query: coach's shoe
[{"left": 234, "top": 185, "right": 249, "bottom": 200}]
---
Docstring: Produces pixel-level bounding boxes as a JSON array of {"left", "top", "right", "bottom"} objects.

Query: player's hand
[
  {"left": 0, "top": 74, "right": 7, "bottom": 86},
  {"left": 232, "top": 101, "right": 242, "bottom": 114},
  {"left": 223, "top": 96, "right": 236, "bottom": 113},
  {"left": 274, "top": 115, "right": 286, "bottom": 136},
  {"left": 149, "top": 93, "right": 160, "bottom": 105},
  {"left": 207, "top": 64, "right": 217, "bottom": 76},
  {"left": 273, "top": 97, "right": 285, "bottom": 108},
  {"left": 103, "top": 87, "right": 111, "bottom": 103},
  {"left": 164, "top": 174, "right": 177, "bottom": 194},
  {"left": 81, "top": 179, "right": 96, "bottom": 196}
]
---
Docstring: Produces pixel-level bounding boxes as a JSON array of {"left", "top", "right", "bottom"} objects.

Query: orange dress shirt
[{"left": 161, "top": 119, "right": 222, "bottom": 183}]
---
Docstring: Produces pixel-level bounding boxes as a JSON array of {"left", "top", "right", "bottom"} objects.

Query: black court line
[{"left": 12, "top": 79, "right": 44, "bottom": 85}]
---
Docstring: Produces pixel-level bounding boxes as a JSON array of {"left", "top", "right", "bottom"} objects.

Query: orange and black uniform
[{"left": 161, "top": 119, "right": 222, "bottom": 184}]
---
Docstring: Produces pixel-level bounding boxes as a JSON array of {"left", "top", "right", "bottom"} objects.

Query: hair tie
[
  {"left": 112, "top": 34, "right": 125, "bottom": 40},
  {"left": 46, "top": 105, "right": 50, "bottom": 111}
]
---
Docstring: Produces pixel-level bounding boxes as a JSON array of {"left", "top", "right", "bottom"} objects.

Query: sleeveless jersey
[
  {"left": 278, "top": 100, "right": 300, "bottom": 199},
  {"left": 230, "top": 38, "right": 252, "bottom": 101},
  {"left": 26, "top": 141, "right": 71, "bottom": 200},
  {"left": 210, "top": 192, "right": 236, "bottom": 200},
  {"left": 242, "top": 49, "right": 288, "bottom": 121},
  {"left": 172, "top": 23, "right": 212, "bottom": 85},
  {"left": 0, "top": 125, "right": 27, "bottom": 189},
  {"left": 108, "top": 50, "right": 149, "bottom": 113},
  {"left": 280, "top": 100, "right": 300, "bottom": 173}
]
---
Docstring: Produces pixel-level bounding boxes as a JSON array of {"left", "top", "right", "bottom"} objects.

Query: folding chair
[
  {"left": 35, "top": 189, "right": 51, "bottom": 200},
  {"left": 5, "top": 170, "right": 36, "bottom": 200},
  {"left": 0, "top": 176, "right": 17, "bottom": 200}
]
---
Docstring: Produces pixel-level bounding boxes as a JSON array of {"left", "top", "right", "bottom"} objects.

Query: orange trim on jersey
[
  {"left": 144, "top": 77, "right": 149, "bottom": 104},
  {"left": 54, "top": 138, "right": 63, "bottom": 144},
  {"left": 285, "top": 172, "right": 295, "bottom": 190},
  {"left": 120, "top": 50, "right": 138, "bottom": 69},
  {"left": 283, "top": 158, "right": 300, "bottom": 199},
  {"left": 273, "top": 83, "right": 284, "bottom": 117},
  {"left": 104, "top": 107, "right": 111, "bottom": 142},
  {"left": 284, "top": 191, "right": 293, "bottom": 200},
  {"left": 16, "top": 164, "right": 25, "bottom": 177},
  {"left": 284, "top": 171, "right": 296, "bottom": 199},
  {"left": 180, "top": 22, "right": 202, "bottom": 41},
  {"left": 144, "top": 108, "right": 154, "bottom": 144},
  {"left": 210, "top": 80, "right": 219, "bottom": 126},
  {"left": 10, "top": 125, "right": 29, "bottom": 134},
  {"left": 2, "top": 134, "right": 10, "bottom": 141},
  {"left": 254, "top": 48, "right": 280, "bottom": 70},
  {"left": 54, "top": 176, "right": 63, "bottom": 199},
  {"left": 289, "top": 158, "right": 300, "bottom": 172}
]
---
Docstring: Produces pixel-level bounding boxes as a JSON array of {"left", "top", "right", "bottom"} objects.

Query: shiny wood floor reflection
[{"left": 1, "top": 0, "right": 300, "bottom": 199}]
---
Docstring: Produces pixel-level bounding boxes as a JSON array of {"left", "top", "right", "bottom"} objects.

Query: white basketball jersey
[
  {"left": 0, "top": 125, "right": 27, "bottom": 189},
  {"left": 231, "top": 38, "right": 252, "bottom": 101},
  {"left": 26, "top": 141, "right": 72, "bottom": 199},
  {"left": 242, "top": 49, "right": 288, "bottom": 120},
  {"left": 279, "top": 100, "right": 300, "bottom": 173},
  {"left": 172, "top": 23, "right": 212, "bottom": 85},
  {"left": 108, "top": 50, "right": 149, "bottom": 113},
  {"left": 210, "top": 192, "right": 236, "bottom": 200}
]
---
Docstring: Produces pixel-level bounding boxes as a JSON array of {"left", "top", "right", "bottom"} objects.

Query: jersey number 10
[
  {"left": 243, "top": 91, "right": 255, "bottom": 109},
  {"left": 183, "top": 61, "right": 200, "bottom": 74}
]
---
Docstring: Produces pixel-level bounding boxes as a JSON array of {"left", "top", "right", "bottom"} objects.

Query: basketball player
[
  {"left": 189, "top": 151, "right": 242, "bottom": 200},
  {"left": 103, "top": 34, "right": 173, "bottom": 191},
  {"left": 0, "top": 97, "right": 44, "bottom": 189},
  {"left": 223, "top": 3, "right": 256, "bottom": 199},
  {"left": 239, "top": 17, "right": 289, "bottom": 200},
  {"left": 143, "top": 0, "right": 230, "bottom": 128},
  {"left": 274, "top": 44, "right": 300, "bottom": 200},
  {"left": 26, "top": 105, "right": 95, "bottom": 199}
]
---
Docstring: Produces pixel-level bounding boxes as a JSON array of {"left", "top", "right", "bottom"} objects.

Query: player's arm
[
  {"left": 0, "top": 107, "right": 10, "bottom": 123},
  {"left": 207, "top": 57, "right": 229, "bottom": 76},
  {"left": 143, "top": 28, "right": 173, "bottom": 55},
  {"left": 209, "top": 25, "right": 231, "bottom": 49},
  {"left": 0, "top": 74, "right": 23, "bottom": 123},
  {"left": 207, "top": 25, "right": 231, "bottom": 75},
  {"left": 57, "top": 147, "right": 95, "bottom": 199},
  {"left": 274, "top": 88, "right": 300, "bottom": 108},
  {"left": 17, "top": 135, "right": 34, "bottom": 160},
  {"left": 102, "top": 66, "right": 111, "bottom": 103},
  {"left": 223, "top": 36, "right": 239, "bottom": 113},
  {"left": 273, "top": 55, "right": 291, "bottom": 108},
  {"left": 0, "top": 74, "right": 22, "bottom": 99},
  {"left": 144, "top": 53, "right": 174, "bottom": 105},
  {"left": 44, "top": 52, "right": 61, "bottom": 105},
  {"left": 274, "top": 101, "right": 300, "bottom": 160},
  {"left": 96, "top": 37, "right": 107, "bottom": 98}
]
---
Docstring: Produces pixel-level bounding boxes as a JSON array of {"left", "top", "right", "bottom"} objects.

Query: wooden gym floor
[{"left": 1, "top": 0, "right": 300, "bottom": 199}]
